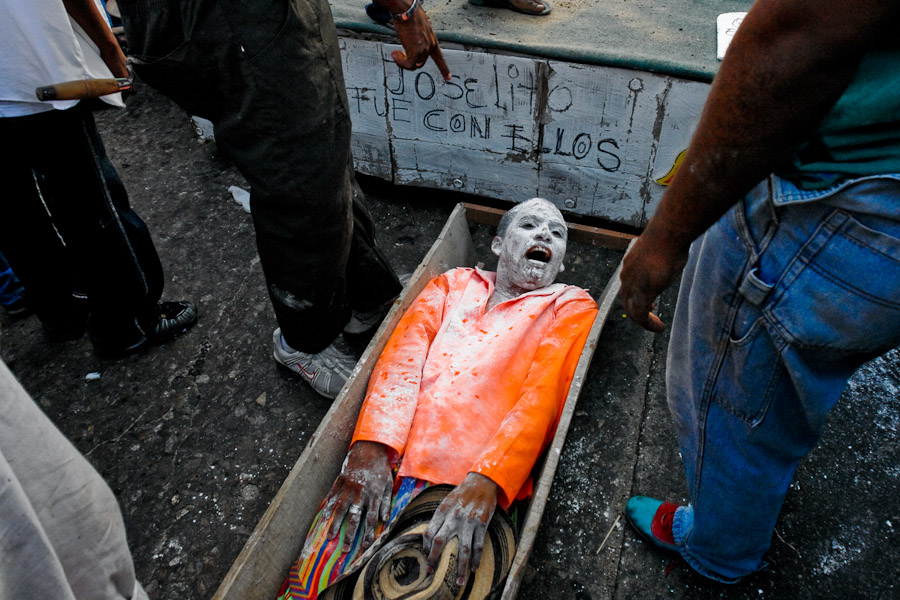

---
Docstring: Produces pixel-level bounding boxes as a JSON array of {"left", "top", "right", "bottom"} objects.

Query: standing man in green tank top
[{"left": 619, "top": 0, "right": 900, "bottom": 583}]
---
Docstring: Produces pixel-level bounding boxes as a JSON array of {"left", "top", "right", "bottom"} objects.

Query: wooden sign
[
  {"left": 541, "top": 63, "right": 710, "bottom": 226},
  {"left": 383, "top": 45, "right": 543, "bottom": 199},
  {"left": 338, "top": 37, "right": 708, "bottom": 227},
  {"left": 539, "top": 62, "right": 671, "bottom": 224}
]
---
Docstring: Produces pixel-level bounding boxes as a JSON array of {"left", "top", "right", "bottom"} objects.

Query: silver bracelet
[{"left": 392, "top": 0, "right": 419, "bottom": 22}]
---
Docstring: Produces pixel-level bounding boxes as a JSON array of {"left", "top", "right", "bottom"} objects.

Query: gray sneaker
[{"left": 272, "top": 328, "right": 357, "bottom": 399}]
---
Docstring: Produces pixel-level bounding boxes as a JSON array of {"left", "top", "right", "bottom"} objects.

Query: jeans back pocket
[{"left": 769, "top": 210, "right": 900, "bottom": 355}]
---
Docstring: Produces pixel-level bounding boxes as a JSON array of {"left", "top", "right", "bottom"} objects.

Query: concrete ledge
[{"left": 330, "top": 0, "right": 753, "bottom": 80}]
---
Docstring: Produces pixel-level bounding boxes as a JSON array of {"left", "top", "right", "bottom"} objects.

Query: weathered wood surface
[
  {"left": 338, "top": 36, "right": 709, "bottom": 227},
  {"left": 339, "top": 37, "right": 392, "bottom": 181},
  {"left": 462, "top": 203, "right": 635, "bottom": 251},
  {"left": 213, "top": 204, "right": 634, "bottom": 600}
]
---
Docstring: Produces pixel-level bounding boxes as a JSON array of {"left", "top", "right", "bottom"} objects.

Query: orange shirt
[{"left": 352, "top": 268, "right": 597, "bottom": 507}]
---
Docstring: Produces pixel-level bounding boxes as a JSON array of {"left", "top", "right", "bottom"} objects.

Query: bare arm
[
  {"left": 62, "top": 0, "right": 128, "bottom": 78},
  {"left": 620, "top": 0, "right": 900, "bottom": 332}
]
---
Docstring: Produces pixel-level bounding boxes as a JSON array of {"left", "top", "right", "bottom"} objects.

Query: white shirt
[{"left": 0, "top": 0, "right": 124, "bottom": 117}]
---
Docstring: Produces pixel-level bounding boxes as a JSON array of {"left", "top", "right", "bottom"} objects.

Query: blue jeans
[
  {"left": 666, "top": 174, "right": 900, "bottom": 582},
  {"left": 0, "top": 250, "right": 24, "bottom": 308}
]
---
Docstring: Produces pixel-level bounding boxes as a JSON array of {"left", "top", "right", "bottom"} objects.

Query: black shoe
[
  {"left": 94, "top": 301, "right": 198, "bottom": 358},
  {"left": 151, "top": 301, "right": 199, "bottom": 345}
]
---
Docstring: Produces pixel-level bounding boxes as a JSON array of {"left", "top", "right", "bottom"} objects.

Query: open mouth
[{"left": 526, "top": 245, "right": 552, "bottom": 263}]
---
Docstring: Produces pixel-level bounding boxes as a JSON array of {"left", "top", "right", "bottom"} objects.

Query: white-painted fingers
[
  {"left": 469, "top": 518, "right": 488, "bottom": 574},
  {"left": 363, "top": 489, "right": 382, "bottom": 549},
  {"left": 423, "top": 505, "right": 447, "bottom": 569},
  {"left": 324, "top": 480, "right": 349, "bottom": 539},
  {"left": 343, "top": 502, "right": 364, "bottom": 552},
  {"left": 380, "top": 477, "right": 393, "bottom": 523},
  {"left": 322, "top": 441, "right": 395, "bottom": 553},
  {"left": 454, "top": 517, "right": 475, "bottom": 584}
]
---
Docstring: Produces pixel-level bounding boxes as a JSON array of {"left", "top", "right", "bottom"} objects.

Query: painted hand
[
  {"left": 322, "top": 440, "right": 394, "bottom": 552},
  {"left": 392, "top": 10, "right": 451, "bottom": 81},
  {"left": 618, "top": 233, "right": 689, "bottom": 332},
  {"left": 423, "top": 472, "right": 499, "bottom": 586}
]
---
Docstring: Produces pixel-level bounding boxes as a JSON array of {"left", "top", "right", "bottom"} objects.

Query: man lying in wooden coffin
[{"left": 277, "top": 198, "right": 597, "bottom": 600}]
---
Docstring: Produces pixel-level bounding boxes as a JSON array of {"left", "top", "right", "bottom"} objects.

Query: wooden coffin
[{"left": 212, "top": 203, "right": 634, "bottom": 600}]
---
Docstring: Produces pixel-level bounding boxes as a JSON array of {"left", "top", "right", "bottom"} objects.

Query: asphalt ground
[{"left": 1, "top": 84, "right": 898, "bottom": 600}]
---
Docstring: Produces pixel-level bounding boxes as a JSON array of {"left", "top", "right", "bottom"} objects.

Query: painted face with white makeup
[{"left": 491, "top": 198, "right": 568, "bottom": 300}]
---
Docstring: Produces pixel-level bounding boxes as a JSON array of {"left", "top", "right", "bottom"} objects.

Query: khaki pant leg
[{"left": 0, "top": 360, "right": 142, "bottom": 599}]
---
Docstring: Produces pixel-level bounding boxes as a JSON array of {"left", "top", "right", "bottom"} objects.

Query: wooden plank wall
[{"left": 338, "top": 36, "right": 710, "bottom": 227}]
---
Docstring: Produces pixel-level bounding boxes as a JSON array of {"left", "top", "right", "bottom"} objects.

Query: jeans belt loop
[{"left": 738, "top": 267, "right": 772, "bottom": 306}]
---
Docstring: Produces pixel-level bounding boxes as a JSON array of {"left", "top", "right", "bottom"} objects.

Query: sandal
[{"left": 468, "top": 0, "right": 552, "bottom": 16}]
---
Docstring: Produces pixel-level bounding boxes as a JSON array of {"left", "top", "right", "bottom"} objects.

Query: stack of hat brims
[{"left": 323, "top": 485, "right": 516, "bottom": 600}]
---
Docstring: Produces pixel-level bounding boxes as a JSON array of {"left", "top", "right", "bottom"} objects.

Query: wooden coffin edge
[
  {"left": 461, "top": 202, "right": 636, "bottom": 252},
  {"left": 212, "top": 203, "right": 635, "bottom": 600}
]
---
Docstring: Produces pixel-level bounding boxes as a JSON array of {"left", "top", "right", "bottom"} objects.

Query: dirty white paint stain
[
  {"left": 846, "top": 349, "right": 900, "bottom": 434},
  {"left": 816, "top": 538, "right": 863, "bottom": 575}
]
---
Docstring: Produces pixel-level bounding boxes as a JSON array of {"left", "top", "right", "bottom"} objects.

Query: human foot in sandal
[{"left": 468, "top": 0, "right": 552, "bottom": 16}]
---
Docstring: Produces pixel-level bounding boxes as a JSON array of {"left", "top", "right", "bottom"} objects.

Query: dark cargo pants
[
  {"left": 118, "top": 0, "right": 401, "bottom": 353},
  {"left": 0, "top": 106, "right": 164, "bottom": 352}
]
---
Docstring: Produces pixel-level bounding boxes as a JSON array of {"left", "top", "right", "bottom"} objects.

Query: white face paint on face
[{"left": 492, "top": 199, "right": 568, "bottom": 294}]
